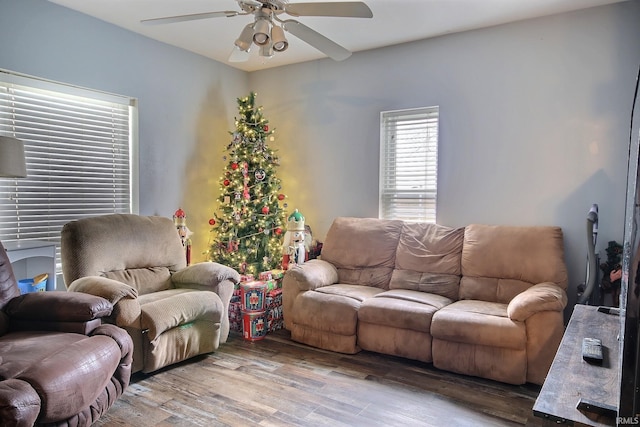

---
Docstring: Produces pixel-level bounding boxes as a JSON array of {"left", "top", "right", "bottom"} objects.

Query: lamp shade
[{"left": 0, "top": 136, "right": 27, "bottom": 178}]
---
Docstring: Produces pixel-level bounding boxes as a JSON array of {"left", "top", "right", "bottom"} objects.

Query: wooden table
[{"left": 533, "top": 304, "right": 619, "bottom": 426}]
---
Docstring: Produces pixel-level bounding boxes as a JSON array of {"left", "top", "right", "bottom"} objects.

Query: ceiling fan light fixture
[
  {"left": 252, "top": 18, "right": 271, "bottom": 46},
  {"left": 234, "top": 23, "right": 255, "bottom": 52},
  {"left": 271, "top": 25, "right": 288, "bottom": 52},
  {"left": 260, "top": 43, "right": 274, "bottom": 58}
]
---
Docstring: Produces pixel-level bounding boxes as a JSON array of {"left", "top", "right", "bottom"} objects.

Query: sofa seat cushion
[
  {"left": 138, "top": 288, "right": 223, "bottom": 340},
  {"left": 315, "top": 284, "right": 384, "bottom": 301},
  {"left": 291, "top": 285, "right": 383, "bottom": 336},
  {"left": 359, "top": 290, "right": 453, "bottom": 332},
  {"left": 0, "top": 331, "right": 121, "bottom": 422},
  {"left": 431, "top": 300, "right": 526, "bottom": 350}
]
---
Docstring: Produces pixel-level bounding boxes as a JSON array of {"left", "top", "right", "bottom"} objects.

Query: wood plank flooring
[{"left": 94, "top": 330, "right": 549, "bottom": 427}]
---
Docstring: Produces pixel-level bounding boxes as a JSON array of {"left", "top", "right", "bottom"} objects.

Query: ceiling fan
[{"left": 141, "top": 1, "right": 373, "bottom": 63}]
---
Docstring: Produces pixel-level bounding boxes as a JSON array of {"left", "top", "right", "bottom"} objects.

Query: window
[
  {"left": 0, "top": 70, "right": 137, "bottom": 272},
  {"left": 379, "top": 106, "right": 439, "bottom": 222}
]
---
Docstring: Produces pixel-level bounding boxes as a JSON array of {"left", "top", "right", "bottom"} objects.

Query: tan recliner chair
[{"left": 61, "top": 214, "right": 240, "bottom": 373}]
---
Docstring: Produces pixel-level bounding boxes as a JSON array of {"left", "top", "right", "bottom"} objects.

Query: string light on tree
[{"left": 209, "top": 92, "right": 287, "bottom": 274}]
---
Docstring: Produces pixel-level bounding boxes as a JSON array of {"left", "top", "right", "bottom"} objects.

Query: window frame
[
  {"left": 0, "top": 69, "right": 139, "bottom": 273},
  {"left": 379, "top": 106, "right": 439, "bottom": 223}
]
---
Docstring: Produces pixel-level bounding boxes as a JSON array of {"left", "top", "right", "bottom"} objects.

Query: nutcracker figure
[
  {"left": 282, "top": 209, "right": 308, "bottom": 270},
  {"left": 173, "top": 208, "right": 193, "bottom": 265}
]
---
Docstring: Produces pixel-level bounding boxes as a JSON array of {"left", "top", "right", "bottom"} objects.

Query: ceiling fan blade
[
  {"left": 285, "top": 2, "right": 373, "bottom": 18},
  {"left": 282, "top": 20, "right": 352, "bottom": 61},
  {"left": 238, "top": 0, "right": 263, "bottom": 7},
  {"left": 141, "top": 11, "right": 238, "bottom": 26}
]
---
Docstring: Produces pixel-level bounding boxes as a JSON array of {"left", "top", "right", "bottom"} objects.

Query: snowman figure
[{"left": 282, "top": 209, "right": 308, "bottom": 270}]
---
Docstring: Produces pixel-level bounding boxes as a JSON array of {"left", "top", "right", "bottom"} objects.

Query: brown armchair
[
  {"left": 61, "top": 214, "right": 240, "bottom": 374},
  {"left": 0, "top": 241, "right": 133, "bottom": 426}
]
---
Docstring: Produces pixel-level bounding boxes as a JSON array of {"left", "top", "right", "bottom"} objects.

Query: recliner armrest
[
  {"left": 68, "top": 276, "right": 140, "bottom": 326},
  {"left": 171, "top": 262, "right": 239, "bottom": 344},
  {"left": 5, "top": 291, "right": 113, "bottom": 334},
  {"left": 68, "top": 276, "right": 138, "bottom": 304},
  {"left": 171, "top": 262, "right": 241, "bottom": 290},
  {"left": 507, "top": 282, "right": 567, "bottom": 322}
]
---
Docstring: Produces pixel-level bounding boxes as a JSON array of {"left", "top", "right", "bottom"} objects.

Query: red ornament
[
  {"left": 209, "top": 218, "right": 216, "bottom": 226},
  {"left": 275, "top": 227, "right": 282, "bottom": 235},
  {"left": 231, "top": 162, "right": 239, "bottom": 170},
  {"left": 264, "top": 125, "right": 269, "bottom": 132},
  {"left": 223, "top": 179, "right": 230, "bottom": 186},
  {"left": 277, "top": 194, "right": 285, "bottom": 201},
  {"left": 261, "top": 206, "right": 269, "bottom": 215}
]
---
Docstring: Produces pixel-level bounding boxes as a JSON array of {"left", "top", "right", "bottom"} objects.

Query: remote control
[{"left": 582, "top": 337, "right": 603, "bottom": 364}]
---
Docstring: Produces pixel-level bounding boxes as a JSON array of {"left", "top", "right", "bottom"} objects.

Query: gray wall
[
  {"left": 2, "top": 0, "right": 640, "bottom": 310},
  {"left": 0, "top": 0, "right": 248, "bottom": 259},
  {"left": 249, "top": 1, "right": 640, "bottom": 310}
]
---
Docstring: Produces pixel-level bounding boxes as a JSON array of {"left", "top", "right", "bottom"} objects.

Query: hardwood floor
[{"left": 95, "top": 330, "right": 548, "bottom": 427}]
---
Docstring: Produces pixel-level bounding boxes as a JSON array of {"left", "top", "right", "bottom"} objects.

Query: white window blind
[
  {"left": 379, "top": 106, "right": 439, "bottom": 222},
  {"left": 0, "top": 70, "right": 135, "bottom": 272}
]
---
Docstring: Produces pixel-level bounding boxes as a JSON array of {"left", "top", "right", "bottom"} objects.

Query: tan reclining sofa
[{"left": 282, "top": 217, "right": 568, "bottom": 385}]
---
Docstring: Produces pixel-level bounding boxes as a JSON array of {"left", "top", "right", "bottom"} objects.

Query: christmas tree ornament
[
  {"left": 277, "top": 194, "right": 285, "bottom": 201},
  {"left": 261, "top": 206, "right": 270, "bottom": 215},
  {"left": 231, "top": 162, "right": 239, "bottom": 170},
  {"left": 209, "top": 218, "right": 216, "bottom": 226},
  {"left": 223, "top": 179, "right": 230, "bottom": 186},
  {"left": 255, "top": 169, "right": 266, "bottom": 181}
]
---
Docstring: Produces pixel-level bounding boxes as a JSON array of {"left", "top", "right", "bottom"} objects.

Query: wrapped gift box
[
  {"left": 266, "top": 288, "right": 283, "bottom": 332},
  {"left": 229, "top": 299, "right": 243, "bottom": 332},
  {"left": 242, "top": 310, "right": 267, "bottom": 341},
  {"left": 259, "top": 269, "right": 285, "bottom": 282},
  {"left": 241, "top": 280, "right": 267, "bottom": 312},
  {"left": 240, "top": 273, "right": 255, "bottom": 282}
]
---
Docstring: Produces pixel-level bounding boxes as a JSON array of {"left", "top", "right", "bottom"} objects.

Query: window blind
[
  {"left": 0, "top": 70, "right": 135, "bottom": 272},
  {"left": 379, "top": 106, "right": 439, "bottom": 222}
]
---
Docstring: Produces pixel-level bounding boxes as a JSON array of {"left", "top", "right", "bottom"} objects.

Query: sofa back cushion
[
  {"left": 460, "top": 224, "right": 568, "bottom": 303},
  {"left": 321, "top": 217, "right": 403, "bottom": 289},
  {"left": 389, "top": 222, "right": 465, "bottom": 300}
]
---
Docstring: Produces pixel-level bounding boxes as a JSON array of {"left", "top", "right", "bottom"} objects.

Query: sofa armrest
[
  {"left": 5, "top": 291, "right": 113, "bottom": 334},
  {"left": 68, "top": 276, "right": 140, "bottom": 326},
  {"left": 282, "top": 260, "right": 338, "bottom": 331},
  {"left": 507, "top": 283, "right": 567, "bottom": 322},
  {"left": 284, "top": 259, "right": 339, "bottom": 291}
]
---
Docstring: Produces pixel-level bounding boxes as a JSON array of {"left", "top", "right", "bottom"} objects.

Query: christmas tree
[{"left": 209, "top": 92, "right": 287, "bottom": 275}]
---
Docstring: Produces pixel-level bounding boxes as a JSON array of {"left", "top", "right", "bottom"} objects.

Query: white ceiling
[{"left": 48, "top": 0, "right": 626, "bottom": 72}]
